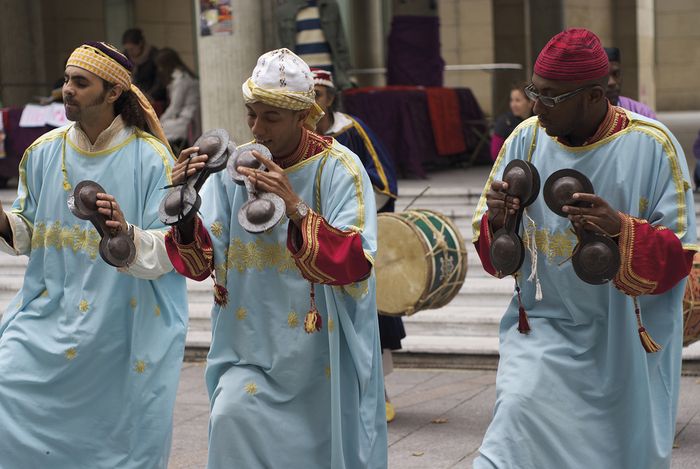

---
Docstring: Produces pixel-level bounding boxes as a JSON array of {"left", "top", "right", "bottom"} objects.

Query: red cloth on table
[{"left": 425, "top": 87, "right": 467, "bottom": 156}]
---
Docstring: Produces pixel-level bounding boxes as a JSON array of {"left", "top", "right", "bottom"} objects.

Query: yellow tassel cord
[
  {"left": 304, "top": 283, "right": 322, "bottom": 333},
  {"left": 634, "top": 297, "right": 661, "bottom": 353}
]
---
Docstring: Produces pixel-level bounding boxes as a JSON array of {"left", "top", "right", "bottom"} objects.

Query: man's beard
[{"left": 64, "top": 89, "right": 108, "bottom": 121}]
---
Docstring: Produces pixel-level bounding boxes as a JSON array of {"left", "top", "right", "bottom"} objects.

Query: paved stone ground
[{"left": 169, "top": 363, "right": 700, "bottom": 468}]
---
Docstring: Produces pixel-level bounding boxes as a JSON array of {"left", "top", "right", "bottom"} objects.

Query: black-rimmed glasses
[{"left": 524, "top": 84, "right": 595, "bottom": 108}]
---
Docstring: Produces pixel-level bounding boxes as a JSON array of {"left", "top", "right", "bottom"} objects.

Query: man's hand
[
  {"left": 171, "top": 146, "right": 209, "bottom": 185},
  {"left": 237, "top": 151, "right": 301, "bottom": 215},
  {"left": 95, "top": 193, "right": 128, "bottom": 233},
  {"left": 486, "top": 180, "right": 520, "bottom": 232},
  {"left": 562, "top": 193, "right": 621, "bottom": 237}
]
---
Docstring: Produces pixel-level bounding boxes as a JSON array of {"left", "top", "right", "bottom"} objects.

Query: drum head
[
  {"left": 683, "top": 253, "right": 700, "bottom": 346},
  {"left": 543, "top": 169, "right": 594, "bottom": 217},
  {"left": 376, "top": 214, "right": 429, "bottom": 315}
]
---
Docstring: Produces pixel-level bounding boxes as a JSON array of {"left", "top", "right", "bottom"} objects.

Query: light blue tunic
[
  {"left": 472, "top": 113, "right": 697, "bottom": 469},
  {"left": 199, "top": 140, "right": 387, "bottom": 468},
  {"left": 0, "top": 125, "right": 187, "bottom": 468}
]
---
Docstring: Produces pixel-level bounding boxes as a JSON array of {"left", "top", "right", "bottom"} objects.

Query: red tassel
[
  {"left": 213, "top": 283, "right": 228, "bottom": 307},
  {"left": 518, "top": 305, "right": 531, "bottom": 334},
  {"left": 304, "top": 283, "right": 322, "bottom": 333},
  {"left": 634, "top": 297, "right": 661, "bottom": 353},
  {"left": 514, "top": 280, "right": 531, "bottom": 334}
]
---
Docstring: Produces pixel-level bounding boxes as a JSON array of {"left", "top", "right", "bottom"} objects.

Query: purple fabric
[
  {"left": 387, "top": 16, "right": 445, "bottom": 87},
  {"left": 342, "top": 87, "right": 488, "bottom": 178},
  {"left": 0, "top": 108, "right": 55, "bottom": 180},
  {"left": 617, "top": 95, "right": 657, "bottom": 119},
  {"left": 693, "top": 130, "right": 700, "bottom": 160}
]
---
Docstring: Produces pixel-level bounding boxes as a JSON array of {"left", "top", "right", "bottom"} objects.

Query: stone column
[
  {"left": 194, "top": 0, "right": 268, "bottom": 143},
  {"left": 613, "top": 0, "right": 656, "bottom": 110},
  {"left": 349, "top": 0, "right": 385, "bottom": 87},
  {"left": 0, "top": 0, "right": 46, "bottom": 106}
]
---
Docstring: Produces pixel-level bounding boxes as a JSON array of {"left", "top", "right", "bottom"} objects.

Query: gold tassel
[
  {"left": 304, "top": 283, "right": 322, "bottom": 333},
  {"left": 634, "top": 297, "right": 661, "bottom": 353}
]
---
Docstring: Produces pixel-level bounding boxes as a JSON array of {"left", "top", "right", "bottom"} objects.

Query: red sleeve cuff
[
  {"left": 474, "top": 212, "right": 498, "bottom": 277},
  {"left": 165, "top": 216, "right": 214, "bottom": 281},
  {"left": 614, "top": 213, "right": 695, "bottom": 295},
  {"left": 287, "top": 211, "right": 372, "bottom": 285}
]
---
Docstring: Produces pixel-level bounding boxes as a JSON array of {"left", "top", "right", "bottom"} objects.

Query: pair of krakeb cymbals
[
  {"left": 543, "top": 169, "right": 620, "bottom": 285},
  {"left": 227, "top": 143, "right": 285, "bottom": 233},
  {"left": 160, "top": 129, "right": 234, "bottom": 226},
  {"left": 68, "top": 180, "right": 136, "bottom": 268},
  {"left": 490, "top": 160, "right": 540, "bottom": 277}
]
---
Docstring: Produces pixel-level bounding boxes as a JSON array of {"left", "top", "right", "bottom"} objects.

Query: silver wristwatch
[{"left": 287, "top": 200, "right": 309, "bottom": 223}]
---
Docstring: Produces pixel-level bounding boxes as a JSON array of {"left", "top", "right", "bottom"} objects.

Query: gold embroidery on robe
[
  {"left": 288, "top": 311, "right": 300, "bottom": 328},
  {"left": 639, "top": 197, "right": 649, "bottom": 214},
  {"left": 210, "top": 221, "right": 224, "bottom": 238},
  {"left": 134, "top": 360, "right": 147, "bottom": 374},
  {"left": 154, "top": 305, "right": 161, "bottom": 317},
  {"left": 78, "top": 300, "right": 89, "bottom": 313},
  {"left": 31, "top": 221, "right": 101, "bottom": 259},
  {"left": 225, "top": 238, "right": 296, "bottom": 273},
  {"left": 244, "top": 382, "right": 258, "bottom": 395},
  {"left": 65, "top": 347, "right": 77, "bottom": 360},
  {"left": 236, "top": 307, "right": 247, "bottom": 320}
]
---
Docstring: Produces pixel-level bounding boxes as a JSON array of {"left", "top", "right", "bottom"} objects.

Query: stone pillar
[
  {"left": 613, "top": 0, "right": 655, "bottom": 110},
  {"left": 493, "top": 0, "right": 528, "bottom": 115},
  {"left": 194, "top": 0, "right": 267, "bottom": 143},
  {"left": 349, "top": 0, "right": 385, "bottom": 87},
  {"left": 0, "top": 0, "right": 46, "bottom": 106}
]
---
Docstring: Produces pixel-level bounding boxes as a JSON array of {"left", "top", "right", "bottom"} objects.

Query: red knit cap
[{"left": 534, "top": 28, "right": 609, "bottom": 81}]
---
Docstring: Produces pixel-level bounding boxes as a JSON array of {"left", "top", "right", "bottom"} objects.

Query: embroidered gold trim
[
  {"left": 31, "top": 221, "right": 101, "bottom": 259},
  {"left": 613, "top": 214, "right": 658, "bottom": 296}
]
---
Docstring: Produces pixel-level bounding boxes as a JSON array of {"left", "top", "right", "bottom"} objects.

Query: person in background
[
  {"left": 155, "top": 48, "right": 201, "bottom": 154},
  {"left": 605, "top": 46, "right": 657, "bottom": 119},
  {"left": 312, "top": 67, "right": 404, "bottom": 422},
  {"left": 275, "top": 0, "right": 353, "bottom": 90},
  {"left": 122, "top": 28, "right": 167, "bottom": 109},
  {"left": 490, "top": 82, "right": 534, "bottom": 161}
]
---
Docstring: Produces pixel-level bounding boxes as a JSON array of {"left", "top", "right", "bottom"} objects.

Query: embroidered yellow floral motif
[
  {"left": 236, "top": 307, "right": 247, "bottom": 320},
  {"left": 244, "top": 382, "right": 258, "bottom": 395},
  {"left": 226, "top": 238, "right": 296, "bottom": 273},
  {"left": 639, "top": 197, "right": 649, "bottom": 214},
  {"left": 325, "top": 365, "right": 331, "bottom": 378},
  {"left": 210, "top": 221, "right": 224, "bottom": 238},
  {"left": 31, "top": 221, "right": 101, "bottom": 259},
  {"left": 524, "top": 228, "right": 577, "bottom": 261},
  {"left": 335, "top": 279, "right": 369, "bottom": 299},
  {"left": 129, "top": 297, "right": 137, "bottom": 309},
  {"left": 328, "top": 318, "right": 335, "bottom": 333},
  {"left": 41, "top": 290, "right": 49, "bottom": 297},
  {"left": 154, "top": 305, "right": 161, "bottom": 317},
  {"left": 134, "top": 360, "right": 147, "bottom": 374},
  {"left": 288, "top": 311, "right": 299, "bottom": 328},
  {"left": 78, "top": 300, "right": 89, "bottom": 313},
  {"left": 65, "top": 348, "right": 77, "bottom": 360}
]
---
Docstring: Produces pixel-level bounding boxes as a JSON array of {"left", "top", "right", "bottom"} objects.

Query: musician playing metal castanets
[
  {"left": 472, "top": 28, "right": 697, "bottom": 468},
  {"left": 164, "top": 48, "right": 388, "bottom": 468}
]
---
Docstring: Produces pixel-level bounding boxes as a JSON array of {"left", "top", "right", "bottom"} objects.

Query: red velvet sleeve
[
  {"left": 614, "top": 213, "right": 696, "bottom": 296},
  {"left": 286, "top": 210, "right": 372, "bottom": 286},
  {"left": 474, "top": 212, "right": 499, "bottom": 277},
  {"left": 164, "top": 216, "right": 214, "bottom": 281}
]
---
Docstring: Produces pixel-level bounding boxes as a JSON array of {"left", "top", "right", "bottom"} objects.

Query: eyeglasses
[{"left": 524, "top": 84, "right": 595, "bottom": 108}]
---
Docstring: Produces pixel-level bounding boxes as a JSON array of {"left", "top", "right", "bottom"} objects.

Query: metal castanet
[
  {"left": 68, "top": 180, "right": 136, "bottom": 268},
  {"left": 543, "top": 168, "right": 620, "bottom": 284},
  {"left": 159, "top": 129, "right": 234, "bottom": 226},
  {"left": 228, "top": 143, "right": 285, "bottom": 234},
  {"left": 376, "top": 209, "right": 467, "bottom": 316},
  {"left": 489, "top": 159, "right": 541, "bottom": 277}
]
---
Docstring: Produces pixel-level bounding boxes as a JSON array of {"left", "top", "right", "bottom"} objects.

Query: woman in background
[
  {"left": 490, "top": 83, "right": 534, "bottom": 161},
  {"left": 155, "top": 48, "right": 201, "bottom": 153}
]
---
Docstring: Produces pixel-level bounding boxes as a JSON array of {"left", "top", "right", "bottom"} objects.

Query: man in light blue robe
[
  {"left": 472, "top": 29, "right": 696, "bottom": 468},
  {"left": 165, "top": 48, "right": 387, "bottom": 468},
  {"left": 0, "top": 42, "right": 186, "bottom": 468}
]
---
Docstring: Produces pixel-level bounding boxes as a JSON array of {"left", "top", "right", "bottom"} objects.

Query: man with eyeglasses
[
  {"left": 604, "top": 46, "right": 656, "bottom": 119},
  {"left": 471, "top": 28, "right": 695, "bottom": 468}
]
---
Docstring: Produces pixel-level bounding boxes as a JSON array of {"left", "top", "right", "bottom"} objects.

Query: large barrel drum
[{"left": 375, "top": 209, "right": 467, "bottom": 316}]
